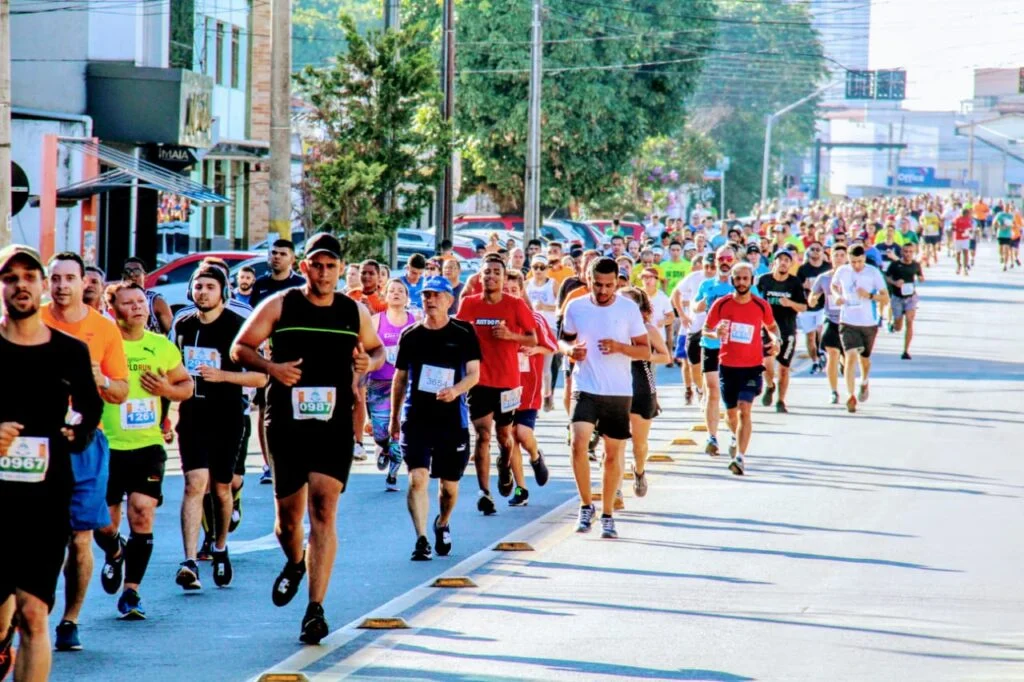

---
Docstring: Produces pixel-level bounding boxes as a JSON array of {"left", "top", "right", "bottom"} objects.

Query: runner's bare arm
[
  {"left": 231, "top": 295, "right": 284, "bottom": 373},
  {"left": 99, "top": 373, "right": 130, "bottom": 405},
  {"left": 647, "top": 324, "right": 671, "bottom": 365},
  {"left": 389, "top": 368, "right": 409, "bottom": 440},
  {"left": 153, "top": 296, "right": 173, "bottom": 334},
  {"left": 598, "top": 334, "right": 651, "bottom": 361},
  {"left": 197, "top": 365, "right": 268, "bottom": 388}
]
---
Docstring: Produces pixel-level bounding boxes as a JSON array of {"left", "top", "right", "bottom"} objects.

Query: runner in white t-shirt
[
  {"left": 670, "top": 254, "right": 715, "bottom": 404},
  {"left": 525, "top": 257, "right": 559, "bottom": 410}
]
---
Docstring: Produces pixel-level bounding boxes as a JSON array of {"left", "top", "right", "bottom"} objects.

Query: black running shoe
[
  {"left": 497, "top": 453, "right": 514, "bottom": 497},
  {"left": 212, "top": 548, "right": 233, "bottom": 587},
  {"left": 530, "top": 451, "right": 549, "bottom": 487},
  {"left": 775, "top": 401, "right": 788, "bottom": 414},
  {"left": 477, "top": 491, "right": 497, "bottom": 516},
  {"left": 508, "top": 486, "right": 529, "bottom": 507},
  {"left": 100, "top": 535, "right": 126, "bottom": 595},
  {"left": 761, "top": 384, "right": 775, "bottom": 407},
  {"left": 299, "top": 602, "right": 329, "bottom": 645},
  {"left": 272, "top": 557, "right": 306, "bottom": 607},
  {"left": 376, "top": 444, "right": 389, "bottom": 471},
  {"left": 901, "top": 351, "right": 911, "bottom": 360},
  {"left": 54, "top": 620, "right": 81, "bottom": 652},
  {"left": 175, "top": 559, "right": 202, "bottom": 591},
  {"left": 259, "top": 465, "right": 273, "bottom": 485},
  {"left": 411, "top": 535, "right": 433, "bottom": 561},
  {"left": 433, "top": 515, "right": 452, "bottom": 557}
]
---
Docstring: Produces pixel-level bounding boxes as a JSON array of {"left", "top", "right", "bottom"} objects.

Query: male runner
[
  {"left": 456, "top": 255, "right": 538, "bottom": 514},
  {"left": 390, "top": 276, "right": 481, "bottom": 560},
  {"left": 560, "top": 258, "right": 649, "bottom": 539},
  {"left": 173, "top": 266, "right": 267, "bottom": 590},
  {"left": 808, "top": 244, "right": 848, "bottom": 404},
  {"left": 235, "top": 265, "right": 256, "bottom": 304},
  {"left": 919, "top": 203, "right": 942, "bottom": 266},
  {"left": 704, "top": 262, "right": 780, "bottom": 475},
  {"left": 121, "top": 258, "right": 171, "bottom": 334},
  {"left": 401, "top": 254, "right": 427, "bottom": 310},
  {"left": 0, "top": 245, "right": 102, "bottom": 682},
  {"left": 831, "top": 244, "right": 889, "bottom": 413},
  {"left": 886, "top": 242, "right": 924, "bottom": 360},
  {"left": 952, "top": 208, "right": 973, "bottom": 275},
  {"left": 83, "top": 266, "right": 107, "bottom": 312},
  {"left": 756, "top": 250, "right": 807, "bottom": 413},
  {"left": 95, "top": 283, "right": 192, "bottom": 617},
  {"left": 796, "top": 242, "right": 830, "bottom": 373},
  {"left": 231, "top": 233, "right": 384, "bottom": 644},
  {"left": 994, "top": 205, "right": 1015, "bottom": 270},
  {"left": 42, "top": 253, "right": 129, "bottom": 652},
  {"left": 671, "top": 256, "right": 715, "bottom": 404}
]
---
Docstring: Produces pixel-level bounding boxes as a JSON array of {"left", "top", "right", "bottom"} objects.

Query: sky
[{"left": 867, "top": 0, "right": 1024, "bottom": 111}]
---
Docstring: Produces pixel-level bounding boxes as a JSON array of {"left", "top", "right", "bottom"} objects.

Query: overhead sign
[
  {"left": 702, "top": 169, "right": 723, "bottom": 181},
  {"left": 148, "top": 145, "right": 198, "bottom": 173},
  {"left": 10, "top": 162, "right": 30, "bottom": 217},
  {"left": 887, "top": 166, "right": 951, "bottom": 188}
]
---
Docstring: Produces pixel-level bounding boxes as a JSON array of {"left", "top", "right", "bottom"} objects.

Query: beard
[
  {"left": 4, "top": 298, "right": 39, "bottom": 320},
  {"left": 734, "top": 283, "right": 750, "bottom": 295}
]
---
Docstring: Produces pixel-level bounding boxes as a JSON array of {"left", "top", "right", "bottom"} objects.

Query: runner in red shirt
[
  {"left": 704, "top": 262, "right": 781, "bottom": 476},
  {"left": 952, "top": 209, "right": 974, "bottom": 275},
  {"left": 502, "top": 271, "right": 556, "bottom": 507},
  {"left": 456, "top": 255, "right": 538, "bottom": 514}
]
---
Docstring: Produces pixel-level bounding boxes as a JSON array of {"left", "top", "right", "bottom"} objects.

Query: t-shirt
[
  {"left": 525, "top": 278, "right": 558, "bottom": 330},
  {"left": 519, "top": 313, "right": 558, "bottom": 412},
  {"left": 810, "top": 271, "right": 840, "bottom": 323},
  {"left": 886, "top": 260, "right": 923, "bottom": 298},
  {"left": 696, "top": 277, "right": 760, "bottom": 350},
  {"left": 401, "top": 275, "right": 425, "bottom": 308},
  {"left": 756, "top": 273, "right": 806, "bottom": 333},
  {"left": 832, "top": 264, "right": 886, "bottom": 327},
  {"left": 920, "top": 212, "right": 941, "bottom": 236},
  {"left": 673, "top": 271, "right": 711, "bottom": 335},
  {"left": 41, "top": 304, "right": 130, "bottom": 395},
  {"left": 172, "top": 309, "right": 248, "bottom": 424},
  {"left": 456, "top": 294, "right": 537, "bottom": 389},
  {"left": 874, "top": 231, "right": 906, "bottom": 246},
  {"left": 796, "top": 261, "right": 830, "bottom": 312},
  {"left": 994, "top": 211, "right": 1015, "bottom": 238},
  {"left": 900, "top": 230, "right": 919, "bottom": 245},
  {"left": 562, "top": 294, "right": 646, "bottom": 397},
  {"left": 875, "top": 242, "right": 902, "bottom": 271},
  {"left": 547, "top": 263, "right": 572, "bottom": 291},
  {"left": 249, "top": 271, "right": 305, "bottom": 308},
  {"left": 649, "top": 290, "right": 674, "bottom": 328},
  {"left": 658, "top": 259, "right": 691, "bottom": 295},
  {"left": 396, "top": 319, "right": 481, "bottom": 430},
  {"left": 704, "top": 296, "right": 776, "bottom": 369},
  {"left": 102, "top": 331, "right": 182, "bottom": 451},
  {"left": 347, "top": 289, "right": 387, "bottom": 313},
  {"left": 953, "top": 215, "right": 974, "bottom": 241}
]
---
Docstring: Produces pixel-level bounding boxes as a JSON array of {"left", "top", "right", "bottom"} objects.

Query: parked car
[
  {"left": 547, "top": 218, "right": 602, "bottom": 250},
  {"left": 250, "top": 229, "right": 307, "bottom": 252},
  {"left": 585, "top": 220, "right": 646, "bottom": 242},
  {"left": 146, "top": 251, "right": 261, "bottom": 311},
  {"left": 453, "top": 214, "right": 524, "bottom": 233}
]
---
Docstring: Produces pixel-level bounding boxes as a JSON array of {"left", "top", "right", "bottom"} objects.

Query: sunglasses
[
  {"left": 532, "top": 265, "right": 547, "bottom": 270},
  {"left": 123, "top": 267, "right": 145, "bottom": 275}
]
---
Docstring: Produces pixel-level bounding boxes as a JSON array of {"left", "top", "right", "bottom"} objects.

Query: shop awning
[
  {"left": 202, "top": 139, "right": 270, "bottom": 161},
  {"left": 58, "top": 139, "right": 230, "bottom": 205}
]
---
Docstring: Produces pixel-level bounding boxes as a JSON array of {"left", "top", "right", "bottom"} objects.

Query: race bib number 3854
[
  {"left": 0, "top": 437, "right": 50, "bottom": 483},
  {"left": 291, "top": 387, "right": 337, "bottom": 421}
]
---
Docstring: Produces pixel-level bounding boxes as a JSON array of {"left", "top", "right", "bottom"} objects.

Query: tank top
[
  {"left": 369, "top": 310, "right": 415, "bottom": 382},
  {"left": 265, "top": 288, "right": 361, "bottom": 429},
  {"left": 145, "top": 290, "right": 164, "bottom": 333},
  {"left": 631, "top": 358, "right": 656, "bottom": 399}
]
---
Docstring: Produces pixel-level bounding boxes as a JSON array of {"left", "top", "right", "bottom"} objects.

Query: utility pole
[
  {"left": 891, "top": 115, "right": 905, "bottom": 196},
  {"left": 435, "top": 0, "right": 455, "bottom": 246},
  {"left": 269, "top": 0, "right": 293, "bottom": 241},
  {"left": 522, "top": 0, "right": 542, "bottom": 245},
  {"left": 0, "top": 0, "right": 11, "bottom": 248},
  {"left": 384, "top": 0, "right": 399, "bottom": 29},
  {"left": 760, "top": 81, "right": 833, "bottom": 206},
  {"left": 967, "top": 123, "right": 975, "bottom": 187},
  {"left": 886, "top": 122, "right": 894, "bottom": 196},
  {"left": 385, "top": 0, "right": 400, "bottom": 267}
]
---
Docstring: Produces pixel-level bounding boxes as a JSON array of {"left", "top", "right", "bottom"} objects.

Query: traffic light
[
  {"left": 876, "top": 70, "right": 906, "bottom": 100},
  {"left": 845, "top": 71, "right": 873, "bottom": 99}
]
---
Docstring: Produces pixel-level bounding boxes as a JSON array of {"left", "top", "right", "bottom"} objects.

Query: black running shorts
[
  {"left": 0, "top": 499, "right": 70, "bottom": 609},
  {"left": 266, "top": 417, "right": 355, "bottom": 499},
  {"left": 821, "top": 319, "right": 842, "bottom": 350},
  {"left": 571, "top": 391, "right": 631, "bottom": 440},
  {"left": 177, "top": 415, "right": 246, "bottom": 485},
  {"left": 719, "top": 365, "right": 764, "bottom": 409},
  {"left": 468, "top": 385, "right": 517, "bottom": 427},
  {"left": 701, "top": 346, "right": 720, "bottom": 373},
  {"left": 106, "top": 445, "right": 167, "bottom": 507},
  {"left": 401, "top": 424, "right": 472, "bottom": 481},
  {"left": 839, "top": 323, "right": 879, "bottom": 359}
]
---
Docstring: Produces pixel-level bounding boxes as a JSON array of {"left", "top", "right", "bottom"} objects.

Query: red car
[
  {"left": 453, "top": 214, "right": 524, "bottom": 233},
  {"left": 144, "top": 251, "right": 261, "bottom": 288}
]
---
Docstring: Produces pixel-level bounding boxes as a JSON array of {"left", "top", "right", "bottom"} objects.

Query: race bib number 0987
[{"left": 291, "top": 387, "right": 337, "bottom": 422}]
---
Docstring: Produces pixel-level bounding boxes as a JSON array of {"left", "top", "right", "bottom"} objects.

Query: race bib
[
  {"left": 418, "top": 364, "right": 455, "bottom": 394},
  {"left": 901, "top": 283, "right": 915, "bottom": 296},
  {"left": 728, "top": 322, "right": 755, "bottom": 344},
  {"left": 846, "top": 292, "right": 863, "bottom": 308},
  {"left": 385, "top": 345, "right": 398, "bottom": 366},
  {"left": 184, "top": 346, "right": 221, "bottom": 376},
  {"left": 291, "top": 387, "right": 337, "bottom": 421},
  {"left": 519, "top": 352, "right": 530, "bottom": 372},
  {"left": 500, "top": 387, "right": 523, "bottom": 413},
  {"left": 0, "top": 437, "right": 49, "bottom": 483},
  {"left": 120, "top": 398, "right": 158, "bottom": 431}
]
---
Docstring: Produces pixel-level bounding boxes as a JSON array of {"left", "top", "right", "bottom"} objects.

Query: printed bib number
[
  {"left": 728, "top": 322, "right": 755, "bottom": 344},
  {"left": 500, "top": 387, "right": 523, "bottom": 413},
  {"left": 291, "top": 387, "right": 337, "bottom": 421},
  {"left": 519, "top": 352, "right": 530, "bottom": 372},
  {"left": 418, "top": 365, "right": 455, "bottom": 394},
  {"left": 901, "top": 283, "right": 915, "bottom": 296},
  {"left": 0, "top": 437, "right": 49, "bottom": 483},
  {"left": 184, "top": 346, "right": 221, "bottom": 376},
  {"left": 120, "top": 398, "right": 158, "bottom": 431},
  {"left": 846, "top": 292, "right": 863, "bottom": 308},
  {"left": 385, "top": 345, "right": 399, "bottom": 366}
]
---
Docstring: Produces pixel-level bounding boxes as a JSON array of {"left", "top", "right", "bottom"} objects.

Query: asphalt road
[{"left": 48, "top": 245, "right": 1024, "bottom": 682}]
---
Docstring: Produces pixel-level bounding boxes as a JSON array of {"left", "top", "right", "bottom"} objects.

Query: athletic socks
[{"left": 124, "top": 532, "right": 154, "bottom": 586}]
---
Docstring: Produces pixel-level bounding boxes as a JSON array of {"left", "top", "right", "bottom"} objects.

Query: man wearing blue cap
[
  {"left": 755, "top": 250, "right": 807, "bottom": 413},
  {"left": 390, "top": 276, "right": 481, "bottom": 561}
]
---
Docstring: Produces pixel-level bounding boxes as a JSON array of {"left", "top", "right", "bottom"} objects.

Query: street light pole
[
  {"left": 760, "top": 81, "right": 834, "bottom": 206},
  {"left": 385, "top": 0, "right": 400, "bottom": 267},
  {"left": 522, "top": 0, "right": 543, "bottom": 245}
]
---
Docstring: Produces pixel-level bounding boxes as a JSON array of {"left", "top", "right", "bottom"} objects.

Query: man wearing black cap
[
  {"left": 0, "top": 245, "right": 102, "bottom": 681},
  {"left": 756, "top": 250, "right": 807, "bottom": 413},
  {"left": 231, "top": 233, "right": 385, "bottom": 645}
]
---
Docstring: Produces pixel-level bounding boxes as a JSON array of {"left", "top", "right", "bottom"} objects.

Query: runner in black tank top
[{"left": 231, "top": 233, "right": 385, "bottom": 645}]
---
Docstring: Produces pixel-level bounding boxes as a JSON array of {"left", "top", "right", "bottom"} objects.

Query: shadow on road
[{"left": 624, "top": 510, "right": 915, "bottom": 538}]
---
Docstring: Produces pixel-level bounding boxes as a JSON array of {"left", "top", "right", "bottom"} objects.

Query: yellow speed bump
[
  {"left": 259, "top": 675, "right": 310, "bottom": 682},
  {"left": 622, "top": 471, "right": 635, "bottom": 480},
  {"left": 357, "top": 617, "right": 410, "bottom": 630},
  {"left": 691, "top": 424, "right": 708, "bottom": 432},
  {"left": 672, "top": 437, "right": 697, "bottom": 446},
  {"left": 591, "top": 490, "right": 603, "bottom": 500},
  {"left": 648, "top": 454, "right": 674, "bottom": 463},
  {"left": 493, "top": 541, "right": 534, "bottom": 551},
  {"left": 431, "top": 577, "right": 477, "bottom": 588}
]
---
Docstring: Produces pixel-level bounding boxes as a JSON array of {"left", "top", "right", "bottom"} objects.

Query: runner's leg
[
  {"left": 601, "top": 437, "right": 625, "bottom": 518},
  {"left": 407, "top": 468, "right": 429, "bottom": 538},
  {"left": 629, "top": 414, "right": 651, "bottom": 475},
  {"left": 439, "top": 480, "right": 459, "bottom": 526},
  {"left": 570, "top": 420, "right": 595, "bottom": 506},
  {"left": 60, "top": 532, "right": 92, "bottom": 624},
  {"left": 181, "top": 469, "right": 209, "bottom": 559},
  {"left": 306, "top": 473, "right": 343, "bottom": 603},
  {"left": 124, "top": 494, "right": 157, "bottom": 590},
  {"left": 704, "top": 370, "right": 721, "bottom": 437},
  {"left": 14, "top": 591, "right": 51, "bottom": 682},
  {"left": 275, "top": 487, "right": 307, "bottom": 565},
  {"left": 472, "top": 414, "right": 495, "bottom": 493}
]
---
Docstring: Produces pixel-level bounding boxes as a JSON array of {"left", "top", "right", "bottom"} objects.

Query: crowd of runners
[{"left": 0, "top": 192, "right": 1017, "bottom": 680}]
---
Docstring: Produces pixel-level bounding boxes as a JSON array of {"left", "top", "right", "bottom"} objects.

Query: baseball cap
[
  {"left": 0, "top": 245, "right": 46, "bottom": 276},
  {"left": 304, "top": 232, "right": 342, "bottom": 260},
  {"left": 775, "top": 248, "right": 795, "bottom": 260},
  {"left": 702, "top": 253, "right": 716, "bottom": 265},
  {"left": 569, "top": 246, "right": 584, "bottom": 259},
  {"left": 746, "top": 244, "right": 761, "bottom": 255},
  {"left": 530, "top": 255, "right": 548, "bottom": 267},
  {"left": 618, "top": 267, "right": 631, "bottom": 280},
  {"left": 421, "top": 275, "right": 454, "bottom": 296},
  {"left": 682, "top": 241, "right": 697, "bottom": 252}
]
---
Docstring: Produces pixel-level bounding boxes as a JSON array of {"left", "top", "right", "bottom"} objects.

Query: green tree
[
  {"left": 689, "top": 0, "right": 827, "bottom": 214},
  {"left": 295, "top": 14, "right": 452, "bottom": 261}
]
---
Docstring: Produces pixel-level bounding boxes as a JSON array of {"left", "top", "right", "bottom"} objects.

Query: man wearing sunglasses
[{"left": 796, "top": 242, "right": 831, "bottom": 374}]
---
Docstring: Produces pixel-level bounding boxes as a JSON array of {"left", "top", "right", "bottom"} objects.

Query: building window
[
  {"left": 216, "top": 22, "right": 225, "bottom": 85},
  {"left": 231, "top": 26, "right": 241, "bottom": 89},
  {"left": 213, "top": 162, "right": 228, "bottom": 238}
]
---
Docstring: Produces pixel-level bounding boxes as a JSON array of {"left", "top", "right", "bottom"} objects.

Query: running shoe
[
  {"left": 0, "top": 622, "right": 14, "bottom": 679},
  {"left": 543, "top": 396, "right": 555, "bottom": 412},
  {"left": 846, "top": 396, "right": 857, "bottom": 413},
  {"left": 197, "top": 535, "right": 213, "bottom": 562},
  {"left": 386, "top": 457, "right": 402, "bottom": 491},
  {"left": 376, "top": 444, "right": 389, "bottom": 471},
  {"left": 260, "top": 465, "right": 273, "bottom": 485},
  {"left": 761, "top": 384, "right": 775, "bottom": 407},
  {"left": 588, "top": 449, "right": 599, "bottom": 463},
  {"left": 705, "top": 434, "right": 720, "bottom": 457},
  {"left": 564, "top": 423, "right": 571, "bottom": 446},
  {"left": 600, "top": 515, "right": 618, "bottom": 539},
  {"left": 575, "top": 504, "right": 596, "bottom": 533},
  {"left": 887, "top": 322, "right": 895, "bottom": 334},
  {"left": 117, "top": 588, "right": 146, "bottom": 621},
  {"left": 530, "top": 450, "right": 549, "bottom": 487},
  {"left": 212, "top": 548, "right": 233, "bottom": 588},
  {"left": 775, "top": 401, "right": 788, "bottom": 414},
  {"left": 411, "top": 536, "right": 433, "bottom": 561},
  {"left": 858, "top": 382, "right": 870, "bottom": 402},
  {"left": 433, "top": 515, "right": 452, "bottom": 557},
  {"left": 299, "top": 602, "right": 329, "bottom": 645},
  {"left": 728, "top": 435, "right": 738, "bottom": 459},
  {"left": 901, "top": 351, "right": 911, "bottom": 360},
  {"left": 230, "top": 486, "right": 243, "bottom": 532},
  {"left": 477, "top": 491, "right": 497, "bottom": 516},
  {"left": 829, "top": 391, "right": 839, "bottom": 405},
  {"left": 497, "top": 453, "right": 514, "bottom": 497},
  {"left": 508, "top": 486, "right": 529, "bottom": 507},
  {"left": 614, "top": 489, "right": 625, "bottom": 511},
  {"left": 272, "top": 558, "right": 306, "bottom": 607},
  {"left": 728, "top": 454, "right": 745, "bottom": 476},
  {"left": 352, "top": 442, "right": 368, "bottom": 461},
  {"left": 684, "top": 386, "right": 694, "bottom": 405},
  {"left": 385, "top": 474, "right": 399, "bottom": 492},
  {"left": 100, "top": 534, "right": 126, "bottom": 595},
  {"left": 632, "top": 465, "right": 648, "bottom": 498},
  {"left": 54, "top": 620, "right": 82, "bottom": 652},
  {"left": 175, "top": 559, "right": 202, "bottom": 591}
]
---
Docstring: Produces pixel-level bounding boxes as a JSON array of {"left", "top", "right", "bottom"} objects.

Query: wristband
[{"left": 102, "top": 376, "right": 111, "bottom": 390}]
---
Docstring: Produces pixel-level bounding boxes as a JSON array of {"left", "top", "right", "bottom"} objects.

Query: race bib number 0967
[{"left": 0, "top": 437, "right": 50, "bottom": 483}]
